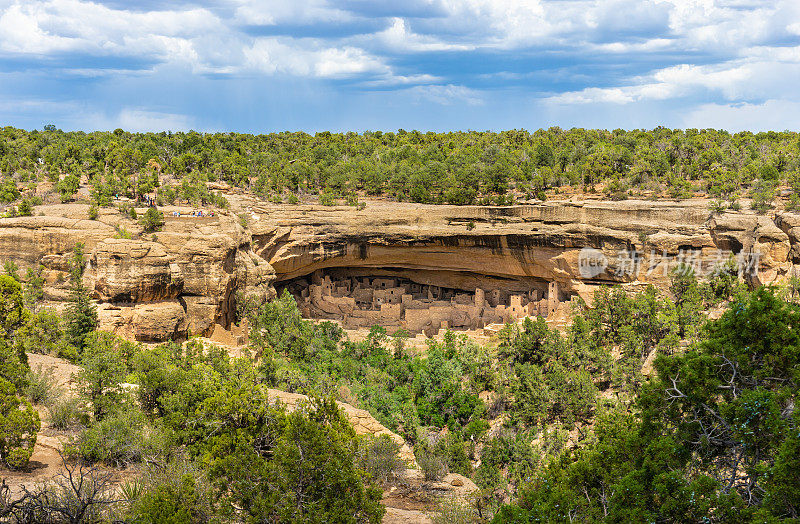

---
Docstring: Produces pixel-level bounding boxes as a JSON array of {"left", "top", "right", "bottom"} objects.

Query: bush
[
  {"left": 126, "top": 456, "right": 215, "bottom": 524},
  {"left": 7, "top": 458, "right": 120, "bottom": 522},
  {"left": 356, "top": 435, "right": 406, "bottom": 484},
  {"left": 0, "top": 377, "right": 40, "bottom": 468},
  {"left": 0, "top": 178, "right": 20, "bottom": 203},
  {"left": 139, "top": 207, "right": 165, "bottom": 233},
  {"left": 24, "top": 364, "right": 61, "bottom": 405},
  {"left": 114, "top": 224, "right": 132, "bottom": 239},
  {"left": 319, "top": 191, "right": 336, "bottom": 206},
  {"left": 68, "top": 409, "right": 171, "bottom": 466},
  {"left": 414, "top": 435, "right": 449, "bottom": 481},
  {"left": 433, "top": 498, "right": 480, "bottom": 524},
  {"left": 15, "top": 309, "right": 66, "bottom": 356},
  {"left": 88, "top": 203, "right": 98, "bottom": 220},
  {"left": 49, "top": 397, "right": 84, "bottom": 430},
  {"left": 57, "top": 174, "right": 80, "bottom": 203},
  {"left": 17, "top": 198, "right": 34, "bottom": 216},
  {"left": 75, "top": 331, "right": 128, "bottom": 421}
]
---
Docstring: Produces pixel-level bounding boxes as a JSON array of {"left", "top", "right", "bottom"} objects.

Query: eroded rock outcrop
[
  {"left": 0, "top": 207, "right": 275, "bottom": 342},
  {"left": 0, "top": 199, "right": 797, "bottom": 342},
  {"left": 251, "top": 200, "right": 799, "bottom": 305}
]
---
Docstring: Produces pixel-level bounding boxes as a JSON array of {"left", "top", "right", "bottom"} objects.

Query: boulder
[{"left": 132, "top": 300, "right": 186, "bottom": 342}]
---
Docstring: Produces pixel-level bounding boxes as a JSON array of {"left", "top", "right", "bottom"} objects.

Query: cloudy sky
[{"left": 2, "top": 0, "right": 800, "bottom": 132}]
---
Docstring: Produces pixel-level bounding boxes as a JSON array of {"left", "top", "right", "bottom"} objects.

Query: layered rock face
[
  {"left": 251, "top": 200, "right": 799, "bottom": 305},
  {"left": 0, "top": 207, "right": 274, "bottom": 342},
  {"left": 0, "top": 199, "right": 797, "bottom": 342}
]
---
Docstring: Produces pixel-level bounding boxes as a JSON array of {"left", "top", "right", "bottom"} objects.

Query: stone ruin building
[{"left": 280, "top": 269, "right": 573, "bottom": 337}]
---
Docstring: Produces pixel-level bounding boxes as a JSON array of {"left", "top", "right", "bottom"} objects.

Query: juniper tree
[{"left": 63, "top": 243, "right": 97, "bottom": 352}]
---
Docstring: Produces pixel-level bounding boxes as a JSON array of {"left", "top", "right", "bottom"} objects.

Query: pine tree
[{"left": 64, "top": 243, "right": 97, "bottom": 352}]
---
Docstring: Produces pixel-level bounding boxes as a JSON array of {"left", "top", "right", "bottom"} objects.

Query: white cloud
[
  {"left": 406, "top": 84, "right": 484, "bottom": 106},
  {"left": 371, "top": 17, "right": 473, "bottom": 52},
  {"left": 683, "top": 99, "right": 800, "bottom": 131},
  {"left": 0, "top": 0, "right": 221, "bottom": 72},
  {"left": 547, "top": 55, "right": 800, "bottom": 106},
  {"left": 5, "top": 0, "right": 800, "bottom": 130},
  {"left": 232, "top": 0, "right": 352, "bottom": 26},
  {"left": 243, "top": 38, "right": 389, "bottom": 77}
]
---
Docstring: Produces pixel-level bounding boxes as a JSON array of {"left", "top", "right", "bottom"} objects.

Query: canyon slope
[{"left": 1, "top": 198, "right": 797, "bottom": 342}]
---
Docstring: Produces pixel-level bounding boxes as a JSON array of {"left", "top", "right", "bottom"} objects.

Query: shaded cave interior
[{"left": 276, "top": 266, "right": 574, "bottom": 336}]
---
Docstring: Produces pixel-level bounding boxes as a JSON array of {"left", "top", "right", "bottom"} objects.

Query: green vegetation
[
  {"left": 1, "top": 127, "right": 800, "bottom": 206},
  {"left": 63, "top": 243, "right": 97, "bottom": 352},
  {"left": 496, "top": 287, "right": 800, "bottom": 523},
  {"left": 0, "top": 234, "right": 798, "bottom": 521},
  {"left": 139, "top": 207, "right": 164, "bottom": 233}
]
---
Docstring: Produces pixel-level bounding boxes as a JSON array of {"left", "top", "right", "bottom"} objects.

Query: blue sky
[{"left": 2, "top": 0, "right": 800, "bottom": 132}]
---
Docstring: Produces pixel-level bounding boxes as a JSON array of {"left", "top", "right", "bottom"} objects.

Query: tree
[
  {"left": 642, "top": 287, "right": 800, "bottom": 516},
  {"left": 0, "top": 178, "right": 19, "bottom": 204},
  {"left": 197, "top": 388, "right": 384, "bottom": 523},
  {"left": 126, "top": 457, "right": 214, "bottom": 524},
  {"left": 57, "top": 173, "right": 80, "bottom": 203},
  {"left": 0, "top": 377, "right": 39, "bottom": 469},
  {"left": 22, "top": 265, "right": 45, "bottom": 311},
  {"left": 75, "top": 331, "right": 127, "bottom": 422},
  {"left": 139, "top": 207, "right": 164, "bottom": 233},
  {"left": 0, "top": 275, "right": 28, "bottom": 339},
  {"left": 246, "top": 290, "right": 313, "bottom": 360},
  {"left": 15, "top": 309, "right": 66, "bottom": 357},
  {"left": 63, "top": 243, "right": 97, "bottom": 351}
]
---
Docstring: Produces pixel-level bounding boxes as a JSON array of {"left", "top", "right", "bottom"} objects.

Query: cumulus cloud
[
  {"left": 3, "top": 0, "right": 800, "bottom": 130},
  {"left": 243, "top": 38, "right": 389, "bottom": 77}
]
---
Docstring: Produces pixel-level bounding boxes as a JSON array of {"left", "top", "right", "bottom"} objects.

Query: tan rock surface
[
  {"left": 92, "top": 239, "right": 182, "bottom": 302},
  {"left": 0, "top": 207, "right": 275, "bottom": 341},
  {"left": 251, "top": 200, "right": 799, "bottom": 295},
  {"left": 1, "top": 200, "right": 798, "bottom": 342},
  {"left": 131, "top": 300, "right": 187, "bottom": 342}
]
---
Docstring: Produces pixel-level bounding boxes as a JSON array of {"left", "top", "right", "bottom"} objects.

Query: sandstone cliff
[
  {"left": 0, "top": 204, "right": 274, "bottom": 341},
  {"left": 1, "top": 199, "right": 797, "bottom": 342},
  {"left": 249, "top": 199, "right": 799, "bottom": 303}
]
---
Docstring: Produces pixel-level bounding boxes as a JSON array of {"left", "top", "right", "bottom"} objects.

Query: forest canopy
[{"left": 1, "top": 126, "right": 800, "bottom": 209}]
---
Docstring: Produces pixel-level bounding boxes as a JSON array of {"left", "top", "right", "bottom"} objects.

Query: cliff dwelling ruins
[{"left": 278, "top": 267, "right": 575, "bottom": 337}]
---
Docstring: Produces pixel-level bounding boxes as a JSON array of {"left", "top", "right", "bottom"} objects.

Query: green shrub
[
  {"left": 114, "top": 225, "right": 132, "bottom": 239},
  {"left": 25, "top": 364, "right": 61, "bottom": 405},
  {"left": 88, "top": 203, "right": 98, "bottom": 220},
  {"left": 57, "top": 174, "right": 80, "bottom": 203},
  {"left": 15, "top": 309, "right": 66, "bottom": 356},
  {"left": 0, "top": 178, "right": 20, "bottom": 203},
  {"left": 69, "top": 409, "right": 171, "bottom": 466},
  {"left": 415, "top": 436, "right": 449, "bottom": 481},
  {"left": 0, "top": 377, "right": 40, "bottom": 468},
  {"left": 139, "top": 207, "right": 165, "bottom": 233},
  {"left": 356, "top": 435, "right": 406, "bottom": 484},
  {"left": 49, "top": 397, "right": 83, "bottom": 430},
  {"left": 319, "top": 191, "right": 336, "bottom": 206},
  {"left": 17, "top": 198, "right": 34, "bottom": 216},
  {"left": 126, "top": 457, "right": 215, "bottom": 524},
  {"left": 433, "top": 498, "right": 480, "bottom": 524}
]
